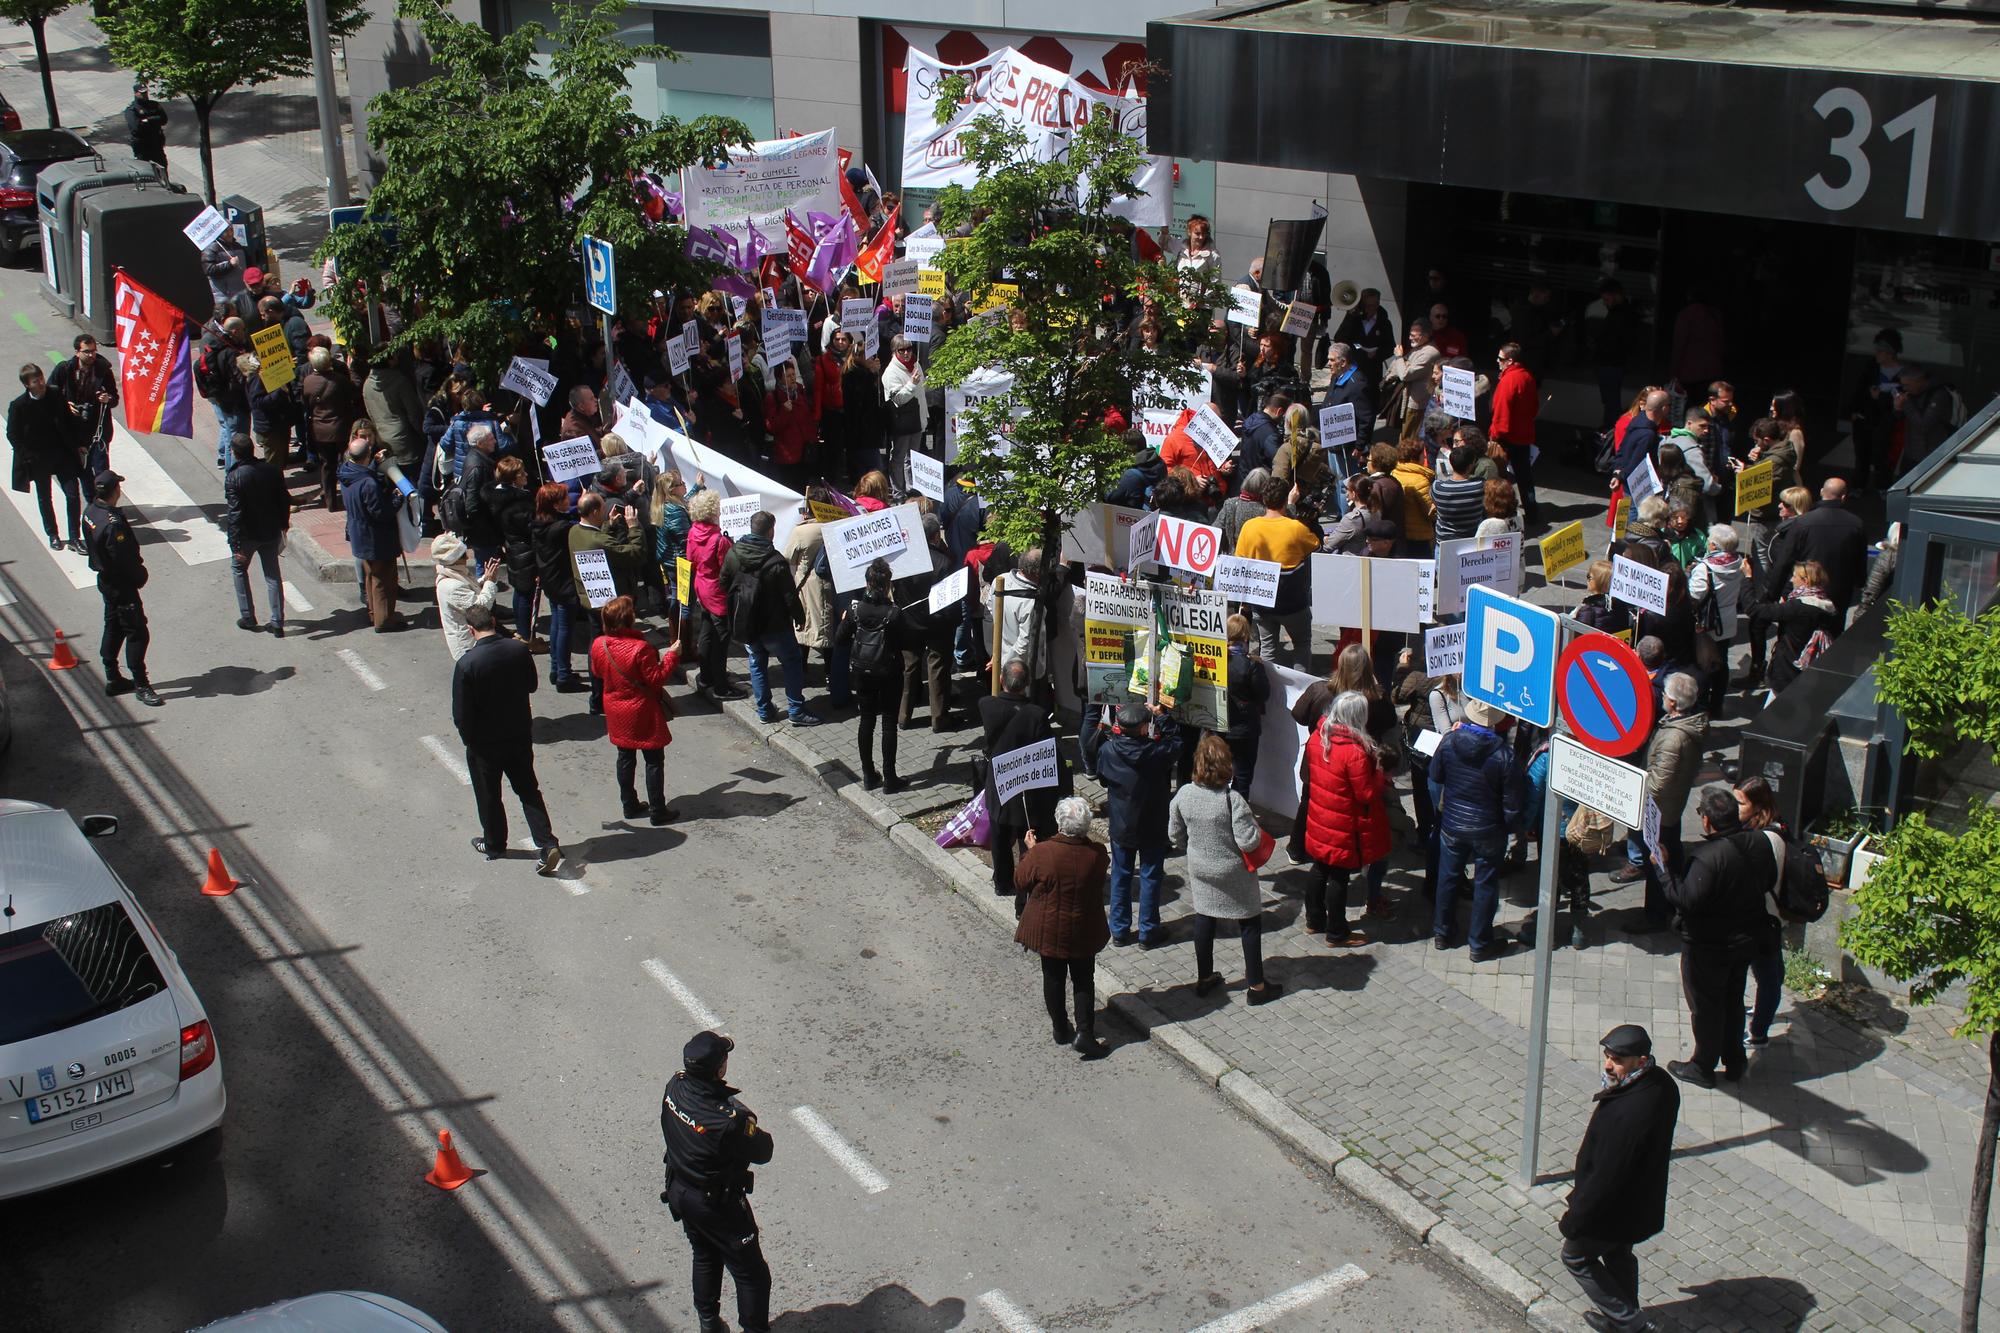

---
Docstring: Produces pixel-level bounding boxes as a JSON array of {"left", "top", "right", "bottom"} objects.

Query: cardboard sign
[
  {"left": 1083, "top": 573, "right": 1229, "bottom": 731},
  {"left": 1127, "top": 510, "right": 1159, "bottom": 572},
  {"left": 725, "top": 331, "right": 744, "bottom": 382},
  {"left": 762, "top": 306, "right": 807, "bottom": 348},
  {"left": 1413, "top": 729, "right": 1442, "bottom": 757},
  {"left": 1551, "top": 735, "right": 1646, "bottom": 827},
  {"left": 882, "top": 257, "right": 921, "bottom": 298},
  {"left": 1626, "top": 454, "right": 1662, "bottom": 504},
  {"left": 992, "top": 736, "right": 1061, "bottom": 808},
  {"left": 183, "top": 205, "right": 229, "bottom": 251},
  {"left": 1434, "top": 534, "right": 1520, "bottom": 614},
  {"left": 1735, "top": 457, "right": 1775, "bottom": 514},
  {"left": 1153, "top": 513, "right": 1225, "bottom": 577},
  {"left": 907, "top": 450, "right": 944, "bottom": 502},
  {"left": 1613, "top": 495, "right": 1632, "bottom": 539},
  {"left": 1318, "top": 402, "right": 1357, "bottom": 449},
  {"left": 904, "top": 231, "right": 947, "bottom": 265},
  {"left": 824, "top": 506, "right": 914, "bottom": 592},
  {"left": 1455, "top": 540, "right": 1518, "bottom": 599},
  {"left": 1539, "top": 519, "right": 1588, "bottom": 582},
  {"left": 1610, "top": 553, "right": 1669, "bottom": 614},
  {"left": 605, "top": 357, "right": 637, "bottom": 412},
  {"left": 720, "top": 494, "right": 760, "bottom": 538},
  {"left": 665, "top": 328, "right": 691, "bottom": 376},
  {"left": 1281, "top": 300, "right": 1316, "bottom": 338},
  {"left": 841, "top": 298, "right": 875, "bottom": 330},
  {"left": 501, "top": 356, "right": 556, "bottom": 406},
  {"left": 250, "top": 323, "right": 294, "bottom": 390},
  {"left": 573, "top": 548, "right": 617, "bottom": 608},
  {"left": 916, "top": 267, "right": 946, "bottom": 298},
  {"left": 1184, "top": 404, "right": 1238, "bottom": 469},
  {"left": 928, "top": 564, "right": 969, "bottom": 615},
  {"left": 675, "top": 555, "right": 692, "bottom": 607},
  {"left": 1439, "top": 364, "right": 1478, "bottom": 419},
  {"left": 1227, "top": 285, "right": 1262, "bottom": 328},
  {"left": 808, "top": 500, "right": 849, "bottom": 525},
  {"left": 863, "top": 318, "right": 881, "bottom": 359},
  {"left": 970, "top": 281, "right": 1019, "bottom": 314},
  {"left": 542, "top": 435, "right": 602, "bottom": 484},
  {"left": 1642, "top": 791, "right": 1667, "bottom": 868},
  {"left": 902, "top": 294, "right": 935, "bottom": 343},
  {"left": 1310, "top": 554, "right": 1427, "bottom": 633},
  {"left": 1424, "top": 623, "right": 1466, "bottom": 676},
  {"left": 1213, "top": 554, "right": 1279, "bottom": 607}
]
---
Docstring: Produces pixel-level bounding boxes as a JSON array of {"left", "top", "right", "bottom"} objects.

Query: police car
[{"left": 0, "top": 801, "right": 225, "bottom": 1198}]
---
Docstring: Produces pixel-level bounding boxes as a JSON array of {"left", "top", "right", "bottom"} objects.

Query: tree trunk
[
  {"left": 194, "top": 98, "right": 219, "bottom": 204},
  {"left": 1965, "top": 1030, "right": 1998, "bottom": 1333},
  {"left": 29, "top": 18, "right": 56, "bottom": 128}
]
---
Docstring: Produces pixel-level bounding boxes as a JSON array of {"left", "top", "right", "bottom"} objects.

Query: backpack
[
  {"left": 440, "top": 480, "right": 470, "bottom": 538},
  {"left": 1762, "top": 830, "right": 1831, "bottom": 923},
  {"left": 193, "top": 342, "right": 227, "bottom": 399},
  {"left": 728, "top": 557, "right": 767, "bottom": 642},
  {"left": 848, "top": 597, "right": 901, "bottom": 680},
  {"left": 1592, "top": 425, "right": 1618, "bottom": 474}
]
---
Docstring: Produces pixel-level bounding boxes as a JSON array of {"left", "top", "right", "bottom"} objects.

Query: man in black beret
[
  {"left": 1559, "top": 1024, "right": 1679, "bottom": 1333},
  {"left": 661, "top": 1031, "right": 775, "bottom": 1333}
]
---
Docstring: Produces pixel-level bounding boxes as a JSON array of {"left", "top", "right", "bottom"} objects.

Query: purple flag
[
  {"left": 709, "top": 224, "right": 743, "bottom": 271},
  {"left": 806, "top": 214, "right": 858, "bottom": 293},
  {"left": 684, "top": 225, "right": 730, "bottom": 266},
  {"left": 806, "top": 210, "right": 840, "bottom": 240},
  {"left": 745, "top": 220, "right": 771, "bottom": 269},
  {"left": 711, "top": 270, "right": 757, "bottom": 300},
  {"left": 662, "top": 191, "right": 684, "bottom": 221}
]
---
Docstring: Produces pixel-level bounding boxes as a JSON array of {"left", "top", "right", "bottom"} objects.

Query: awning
[{"left": 1148, "top": 0, "right": 2000, "bottom": 241}]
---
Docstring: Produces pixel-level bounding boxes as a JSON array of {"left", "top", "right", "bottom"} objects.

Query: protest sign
[
  {"left": 606, "top": 357, "right": 637, "bottom": 412},
  {"left": 725, "top": 331, "right": 743, "bottom": 382},
  {"left": 1213, "top": 554, "right": 1280, "bottom": 607},
  {"left": 720, "top": 494, "right": 760, "bottom": 538},
  {"left": 928, "top": 565, "right": 970, "bottom": 615},
  {"left": 991, "top": 736, "right": 1061, "bottom": 808},
  {"left": 183, "top": 205, "right": 229, "bottom": 251},
  {"left": 761, "top": 306, "right": 807, "bottom": 348},
  {"left": 1153, "top": 513, "right": 1225, "bottom": 578},
  {"left": 907, "top": 450, "right": 945, "bottom": 502},
  {"left": 841, "top": 298, "right": 875, "bottom": 330},
  {"left": 824, "top": 504, "right": 929, "bottom": 593},
  {"left": 1735, "top": 457, "right": 1775, "bottom": 514},
  {"left": 681, "top": 127, "right": 839, "bottom": 235},
  {"left": 1439, "top": 364, "right": 1478, "bottom": 419},
  {"left": 1626, "top": 454, "right": 1662, "bottom": 504},
  {"left": 250, "top": 323, "right": 294, "bottom": 390},
  {"left": 665, "top": 329, "right": 691, "bottom": 376},
  {"left": 1539, "top": 520, "right": 1588, "bottom": 582},
  {"left": 542, "top": 435, "right": 602, "bottom": 484},
  {"left": 1424, "top": 623, "right": 1466, "bottom": 676},
  {"left": 809, "top": 500, "right": 849, "bottom": 525},
  {"left": 917, "top": 268, "right": 946, "bottom": 299},
  {"left": 863, "top": 319, "right": 880, "bottom": 359},
  {"left": 904, "top": 228, "right": 947, "bottom": 265},
  {"left": 1610, "top": 553, "right": 1669, "bottom": 614},
  {"left": 902, "top": 294, "right": 935, "bottom": 343},
  {"left": 1613, "top": 495, "right": 1632, "bottom": 538},
  {"left": 882, "top": 257, "right": 920, "bottom": 298},
  {"left": 1318, "top": 402, "right": 1356, "bottom": 449},
  {"left": 1281, "top": 300, "right": 1316, "bottom": 338},
  {"left": 573, "top": 548, "right": 617, "bottom": 608},
  {"left": 501, "top": 356, "right": 556, "bottom": 406},
  {"left": 1642, "top": 792, "right": 1666, "bottom": 868},
  {"left": 1310, "top": 554, "right": 1426, "bottom": 633},
  {"left": 1433, "top": 535, "right": 1519, "bottom": 615},
  {"left": 1227, "top": 286, "right": 1263, "bottom": 328},
  {"left": 1413, "top": 729, "right": 1443, "bottom": 757},
  {"left": 1184, "top": 404, "right": 1238, "bottom": 469},
  {"left": 1083, "top": 572, "right": 1227, "bottom": 730},
  {"left": 675, "top": 556, "right": 693, "bottom": 607}
]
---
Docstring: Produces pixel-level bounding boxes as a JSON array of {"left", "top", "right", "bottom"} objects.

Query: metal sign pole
[{"left": 1520, "top": 619, "right": 1571, "bottom": 1185}]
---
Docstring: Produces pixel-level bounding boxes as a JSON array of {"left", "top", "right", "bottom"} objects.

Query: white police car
[{"left": 0, "top": 801, "right": 225, "bottom": 1198}]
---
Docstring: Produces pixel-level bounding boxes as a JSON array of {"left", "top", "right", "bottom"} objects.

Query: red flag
[
  {"left": 784, "top": 210, "right": 816, "bottom": 279},
  {"left": 837, "top": 147, "right": 869, "bottom": 230},
  {"left": 1134, "top": 227, "right": 1164, "bottom": 262},
  {"left": 854, "top": 206, "right": 900, "bottom": 285},
  {"left": 112, "top": 272, "right": 194, "bottom": 438}
]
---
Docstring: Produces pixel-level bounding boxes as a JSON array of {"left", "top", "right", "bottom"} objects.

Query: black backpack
[
  {"left": 1759, "top": 830, "right": 1831, "bottom": 924},
  {"left": 440, "top": 480, "right": 470, "bottom": 538},
  {"left": 193, "top": 342, "right": 228, "bottom": 399},
  {"left": 848, "top": 597, "right": 901, "bottom": 680},
  {"left": 728, "top": 557, "right": 768, "bottom": 642}
]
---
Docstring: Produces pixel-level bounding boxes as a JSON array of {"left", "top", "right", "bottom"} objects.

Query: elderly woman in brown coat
[{"left": 1014, "top": 795, "right": 1113, "bottom": 1061}]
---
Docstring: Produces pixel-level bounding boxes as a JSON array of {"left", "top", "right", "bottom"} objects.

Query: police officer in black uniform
[
  {"left": 82, "top": 471, "right": 161, "bottom": 707},
  {"left": 661, "top": 1031, "right": 774, "bottom": 1333}
]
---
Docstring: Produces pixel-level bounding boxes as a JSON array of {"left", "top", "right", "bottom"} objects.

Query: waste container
[
  {"left": 220, "top": 194, "right": 267, "bottom": 273},
  {"left": 74, "top": 185, "right": 209, "bottom": 344},
  {"left": 35, "top": 156, "right": 168, "bottom": 320}
]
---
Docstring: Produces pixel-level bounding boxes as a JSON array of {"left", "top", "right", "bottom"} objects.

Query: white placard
[
  {"left": 1625, "top": 454, "right": 1662, "bottom": 504},
  {"left": 542, "top": 435, "right": 602, "bottom": 484},
  {"left": 1318, "top": 402, "right": 1357, "bottom": 449},
  {"left": 902, "top": 294, "right": 935, "bottom": 344},
  {"left": 680, "top": 127, "right": 840, "bottom": 236},
  {"left": 1281, "top": 300, "right": 1315, "bottom": 338},
  {"left": 762, "top": 306, "right": 807, "bottom": 347},
  {"left": 613, "top": 399, "right": 669, "bottom": 464},
  {"left": 1642, "top": 792, "right": 1666, "bottom": 868},
  {"left": 1310, "top": 553, "right": 1424, "bottom": 634},
  {"left": 992, "top": 736, "right": 1061, "bottom": 808},
  {"left": 573, "top": 547, "right": 617, "bottom": 608},
  {"left": 1551, "top": 735, "right": 1647, "bottom": 827},
  {"left": 1424, "top": 623, "right": 1466, "bottom": 676},
  {"left": 1455, "top": 541, "right": 1518, "bottom": 601},
  {"left": 824, "top": 506, "right": 917, "bottom": 592},
  {"left": 908, "top": 450, "right": 944, "bottom": 502},
  {"left": 1136, "top": 366, "right": 1212, "bottom": 415},
  {"left": 183, "top": 205, "right": 229, "bottom": 251},
  {"left": 1434, "top": 535, "right": 1519, "bottom": 616},
  {"left": 883, "top": 257, "right": 920, "bottom": 298},
  {"left": 1415, "top": 559, "right": 1435, "bottom": 625},
  {"left": 863, "top": 318, "right": 881, "bottom": 359},
  {"left": 928, "top": 565, "right": 970, "bottom": 615},
  {"left": 1227, "top": 285, "right": 1262, "bottom": 328},
  {"left": 605, "top": 357, "right": 637, "bottom": 413},
  {"left": 1127, "top": 510, "right": 1158, "bottom": 571},
  {"left": 904, "top": 228, "right": 946, "bottom": 265},
  {"left": 841, "top": 298, "right": 875, "bottom": 329},
  {"left": 1439, "top": 365, "right": 1478, "bottom": 419},
  {"left": 501, "top": 356, "right": 556, "bottom": 407},
  {"left": 1213, "top": 554, "right": 1279, "bottom": 606},
  {"left": 1413, "top": 729, "right": 1443, "bottom": 757},
  {"left": 1153, "top": 512, "right": 1225, "bottom": 578},
  {"left": 1184, "top": 404, "right": 1238, "bottom": 469},
  {"left": 720, "top": 494, "right": 760, "bottom": 538},
  {"left": 725, "top": 332, "right": 743, "bottom": 382},
  {"left": 1610, "top": 554, "right": 1670, "bottom": 615},
  {"left": 665, "top": 328, "right": 691, "bottom": 376}
]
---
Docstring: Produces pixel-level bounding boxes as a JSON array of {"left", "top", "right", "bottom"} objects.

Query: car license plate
[{"left": 26, "top": 1070, "right": 132, "bottom": 1124}]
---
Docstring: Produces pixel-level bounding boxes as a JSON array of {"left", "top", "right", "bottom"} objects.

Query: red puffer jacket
[
  {"left": 1302, "top": 721, "right": 1389, "bottom": 869},
  {"left": 590, "top": 630, "right": 680, "bottom": 750}
]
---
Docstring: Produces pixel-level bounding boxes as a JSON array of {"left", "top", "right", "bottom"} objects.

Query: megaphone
[{"left": 1331, "top": 280, "right": 1361, "bottom": 311}]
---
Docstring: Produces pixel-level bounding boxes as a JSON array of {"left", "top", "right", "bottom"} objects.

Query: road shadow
[
  {"left": 570, "top": 822, "right": 688, "bottom": 868},
  {"left": 1646, "top": 1275, "right": 1816, "bottom": 1332},
  {"left": 770, "top": 1284, "right": 966, "bottom": 1331},
  {"left": 153, "top": 664, "right": 297, "bottom": 699}
]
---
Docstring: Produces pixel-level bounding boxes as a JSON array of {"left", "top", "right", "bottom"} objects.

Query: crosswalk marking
[
  {"left": 108, "top": 421, "right": 231, "bottom": 567},
  {"left": 420, "top": 734, "right": 471, "bottom": 786},
  {"left": 790, "top": 1105, "right": 890, "bottom": 1195},
  {"left": 281, "top": 580, "right": 314, "bottom": 612},
  {"left": 642, "top": 959, "right": 723, "bottom": 1029},
  {"left": 0, "top": 482, "right": 94, "bottom": 588},
  {"left": 977, "top": 1290, "right": 1043, "bottom": 1333},
  {"left": 335, "top": 647, "right": 386, "bottom": 691},
  {"left": 1185, "top": 1266, "right": 1369, "bottom": 1333}
]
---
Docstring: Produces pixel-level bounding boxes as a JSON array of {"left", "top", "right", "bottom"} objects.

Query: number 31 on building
[{"left": 1804, "top": 87, "right": 1937, "bottom": 221}]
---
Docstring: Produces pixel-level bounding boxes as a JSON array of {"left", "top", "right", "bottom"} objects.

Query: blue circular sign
[{"left": 1555, "top": 634, "right": 1654, "bottom": 758}]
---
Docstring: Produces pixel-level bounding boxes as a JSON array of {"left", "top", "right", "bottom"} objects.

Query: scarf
[{"left": 1601, "top": 1056, "right": 1652, "bottom": 1091}]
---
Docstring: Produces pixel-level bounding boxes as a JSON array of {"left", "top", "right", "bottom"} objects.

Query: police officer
[
  {"left": 661, "top": 1031, "right": 773, "bottom": 1333},
  {"left": 123, "top": 82, "right": 169, "bottom": 171},
  {"left": 82, "top": 471, "right": 161, "bottom": 707}
]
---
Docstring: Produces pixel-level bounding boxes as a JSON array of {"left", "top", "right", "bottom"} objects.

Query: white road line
[
  {"left": 789, "top": 1105, "right": 889, "bottom": 1195},
  {"left": 335, "top": 647, "right": 386, "bottom": 691},
  {"left": 1185, "top": 1265, "right": 1370, "bottom": 1333},
  {"left": 515, "top": 838, "right": 589, "bottom": 895},
  {"left": 108, "top": 421, "right": 231, "bottom": 566},
  {"left": 420, "top": 734, "right": 471, "bottom": 785},
  {"left": 977, "top": 1290, "right": 1044, "bottom": 1333},
  {"left": 641, "top": 959, "right": 723, "bottom": 1029},
  {"left": 281, "top": 580, "right": 314, "bottom": 612}
]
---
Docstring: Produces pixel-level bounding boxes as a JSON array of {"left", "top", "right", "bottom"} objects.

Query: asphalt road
[{"left": 0, "top": 262, "right": 1527, "bottom": 1332}]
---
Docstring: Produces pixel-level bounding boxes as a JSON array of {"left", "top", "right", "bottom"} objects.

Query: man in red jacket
[{"left": 1490, "top": 340, "right": 1542, "bottom": 530}]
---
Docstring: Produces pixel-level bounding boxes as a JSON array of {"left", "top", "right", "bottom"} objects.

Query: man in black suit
[
  {"left": 978, "top": 659, "right": 1065, "bottom": 913},
  {"left": 1757, "top": 477, "right": 1869, "bottom": 632},
  {"left": 222, "top": 433, "right": 290, "bottom": 634},
  {"left": 453, "top": 604, "right": 562, "bottom": 874}
]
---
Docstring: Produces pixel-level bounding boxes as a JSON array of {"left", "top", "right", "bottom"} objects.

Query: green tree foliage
[
  {"left": 1875, "top": 599, "right": 2000, "bottom": 758},
  {"left": 926, "top": 78, "right": 1224, "bottom": 556},
  {"left": 99, "top": 0, "right": 366, "bottom": 203},
  {"left": 0, "top": 0, "right": 76, "bottom": 128},
  {"left": 316, "top": 0, "right": 748, "bottom": 388}
]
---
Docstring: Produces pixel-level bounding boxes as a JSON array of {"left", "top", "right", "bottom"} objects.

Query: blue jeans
[
  {"left": 512, "top": 584, "right": 536, "bottom": 641},
  {"left": 550, "top": 602, "right": 586, "bottom": 684},
  {"left": 1750, "top": 937, "right": 1783, "bottom": 1040},
  {"left": 210, "top": 403, "right": 248, "bottom": 462},
  {"left": 1434, "top": 831, "right": 1505, "bottom": 952},
  {"left": 231, "top": 539, "right": 283, "bottom": 625},
  {"left": 745, "top": 631, "right": 810, "bottom": 718},
  {"left": 1108, "top": 843, "right": 1167, "bottom": 940}
]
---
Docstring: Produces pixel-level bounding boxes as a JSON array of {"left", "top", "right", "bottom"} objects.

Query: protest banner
[
  {"left": 1425, "top": 623, "right": 1466, "bottom": 676},
  {"left": 1538, "top": 519, "right": 1588, "bottom": 582},
  {"left": 720, "top": 494, "right": 760, "bottom": 538},
  {"left": 992, "top": 737, "right": 1061, "bottom": 808},
  {"left": 681, "top": 128, "right": 840, "bottom": 235},
  {"left": 1213, "top": 554, "right": 1279, "bottom": 607},
  {"left": 1735, "top": 457, "right": 1775, "bottom": 514},
  {"left": 1439, "top": 365, "right": 1478, "bottom": 418},
  {"left": 542, "top": 435, "right": 602, "bottom": 484},
  {"left": 1610, "top": 553, "right": 1670, "bottom": 614},
  {"left": 573, "top": 548, "right": 617, "bottom": 609},
  {"left": 1083, "top": 573, "right": 1227, "bottom": 730},
  {"left": 929, "top": 565, "right": 970, "bottom": 615},
  {"left": 501, "top": 356, "right": 556, "bottom": 406}
]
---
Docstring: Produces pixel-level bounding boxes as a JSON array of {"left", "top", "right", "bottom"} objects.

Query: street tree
[
  {"left": 0, "top": 0, "right": 76, "bottom": 128},
  {"left": 316, "top": 0, "right": 749, "bottom": 387},
  {"left": 1845, "top": 597, "right": 2000, "bottom": 1331},
  {"left": 926, "top": 74, "right": 1223, "bottom": 679},
  {"left": 98, "top": 0, "right": 367, "bottom": 204}
]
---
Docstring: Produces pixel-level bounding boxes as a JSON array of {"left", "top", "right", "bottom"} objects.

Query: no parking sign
[{"left": 1555, "top": 633, "right": 1654, "bottom": 758}]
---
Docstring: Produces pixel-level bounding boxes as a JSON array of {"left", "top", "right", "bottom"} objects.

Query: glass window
[
  {"left": 0, "top": 901, "right": 167, "bottom": 1045},
  {"left": 655, "top": 8, "right": 774, "bottom": 140},
  {"left": 1904, "top": 536, "right": 2000, "bottom": 830}
]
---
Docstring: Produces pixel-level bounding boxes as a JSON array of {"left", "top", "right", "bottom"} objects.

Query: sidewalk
[{"left": 714, "top": 473, "right": 1998, "bottom": 1333}]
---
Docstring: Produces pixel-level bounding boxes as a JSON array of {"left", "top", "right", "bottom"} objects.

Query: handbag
[{"left": 1241, "top": 827, "right": 1277, "bottom": 873}]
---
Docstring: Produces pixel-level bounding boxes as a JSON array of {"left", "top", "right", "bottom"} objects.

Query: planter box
[
  {"left": 1849, "top": 836, "right": 1885, "bottom": 891},
  {"left": 1805, "top": 807, "right": 1887, "bottom": 887}
]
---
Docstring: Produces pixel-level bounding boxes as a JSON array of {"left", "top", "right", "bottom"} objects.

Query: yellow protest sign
[
  {"left": 250, "top": 324, "right": 288, "bottom": 359},
  {"left": 1734, "top": 458, "right": 1775, "bottom": 515},
  {"left": 916, "top": 268, "right": 946, "bottom": 298},
  {"left": 808, "top": 500, "right": 848, "bottom": 525},
  {"left": 1611, "top": 628, "right": 1633, "bottom": 643},
  {"left": 250, "top": 323, "right": 294, "bottom": 390},
  {"left": 971, "top": 282, "right": 1019, "bottom": 314},
  {"left": 674, "top": 556, "right": 693, "bottom": 607},
  {"left": 1538, "top": 520, "right": 1587, "bottom": 582},
  {"left": 1613, "top": 496, "right": 1631, "bottom": 540}
]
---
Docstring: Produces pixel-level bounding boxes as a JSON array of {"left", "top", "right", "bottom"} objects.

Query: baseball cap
[
  {"left": 683, "top": 1030, "right": 734, "bottom": 1075},
  {"left": 93, "top": 470, "right": 124, "bottom": 497},
  {"left": 244, "top": 266, "right": 264, "bottom": 286}
]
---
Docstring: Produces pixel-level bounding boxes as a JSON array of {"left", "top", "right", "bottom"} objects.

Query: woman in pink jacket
[{"left": 683, "top": 488, "right": 741, "bottom": 700}]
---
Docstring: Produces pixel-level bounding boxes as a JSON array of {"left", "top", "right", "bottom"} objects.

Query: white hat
[{"left": 430, "top": 532, "right": 469, "bottom": 565}]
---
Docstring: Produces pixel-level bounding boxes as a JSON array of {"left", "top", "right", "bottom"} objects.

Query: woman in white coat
[{"left": 432, "top": 530, "right": 502, "bottom": 660}]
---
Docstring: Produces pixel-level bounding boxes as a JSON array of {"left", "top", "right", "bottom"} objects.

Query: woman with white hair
[
  {"left": 1170, "top": 734, "right": 1282, "bottom": 1005},
  {"left": 1013, "top": 795, "right": 1113, "bottom": 1060},
  {"left": 1299, "top": 690, "right": 1390, "bottom": 949},
  {"left": 1689, "top": 522, "right": 1747, "bottom": 711},
  {"left": 432, "top": 530, "right": 502, "bottom": 660}
]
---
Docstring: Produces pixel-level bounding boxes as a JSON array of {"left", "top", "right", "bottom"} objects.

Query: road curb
[
  {"left": 720, "top": 698, "right": 1575, "bottom": 1328},
  {"left": 287, "top": 523, "right": 437, "bottom": 585}
]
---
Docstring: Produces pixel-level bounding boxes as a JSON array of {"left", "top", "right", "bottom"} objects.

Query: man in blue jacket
[
  {"left": 1237, "top": 391, "right": 1287, "bottom": 480},
  {"left": 1615, "top": 389, "right": 1670, "bottom": 493},
  {"left": 1429, "top": 698, "right": 1528, "bottom": 961},
  {"left": 1083, "top": 700, "right": 1181, "bottom": 948},
  {"left": 339, "top": 438, "right": 408, "bottom": 632}
]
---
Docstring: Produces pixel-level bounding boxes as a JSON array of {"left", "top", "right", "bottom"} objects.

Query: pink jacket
[{"left": 685, "top": 519, "right": 733, "bottom": 617}]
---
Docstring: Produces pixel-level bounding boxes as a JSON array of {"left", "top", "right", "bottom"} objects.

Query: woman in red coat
[
  {"left": 588, "top": 595, "right": 682, "bottom": 824},
  {"left": 765, "top": 359, "right": 817, "bottom": 484},
  {"left": 1301, "top": 689, "right": 1390, "bottom": 948}
]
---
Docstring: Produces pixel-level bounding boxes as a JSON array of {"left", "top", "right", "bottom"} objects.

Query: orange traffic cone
[
  {"left": 46, "top": 631, "right": 78, "bottom": 670},
  {"left": 424, "top": 1129, "right": 476, "bottom": 1190},
  {"left": 199, "top": 849, "right": 239, "bottom": 898}
]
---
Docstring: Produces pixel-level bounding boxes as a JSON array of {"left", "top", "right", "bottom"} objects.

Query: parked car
[
  {"left": 0, "top": 801, "right": 226, "bottom": 1199},
  {"left": 193, "top": 1292, "right": 449, "bottom": 1331},
  {"left": 0, "top": 127, "right": 92, "bottom": 265},
  {"left": 0, "top": 92, "right": 22, "bottom": 134}
]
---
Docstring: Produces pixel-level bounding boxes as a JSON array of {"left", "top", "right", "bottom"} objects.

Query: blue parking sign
[
  {"left": 1461, "top": 584, "right": 1558, "bottom": 728},
  {"left": 582, "top": 235, "right": 617, "bottom": 315}
]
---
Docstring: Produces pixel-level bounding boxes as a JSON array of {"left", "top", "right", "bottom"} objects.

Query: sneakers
[
  {"left": 789, "top": 710, "right": 825, "bottom": 727},
  {"left": 132, "top": 682, "right": 162, "bottom": 707},
  {"left": 236, "top": 615, "right": 260, "bottom": 631},
  {"left": 470, "top": 837, "right": 504, "bottom": 862},
  {"left": 1608, "top": 864, "right": 1647, "bottom": 885},
  {"left": 46, "top": 534, "right": 61, "bottom": 550},
  {"left": 535, "top": 845, "right": 562, "bottom": 877},
  {"left": 1667, "top": 1059, "right": 1717, "bottom": 1089},
  {"left": 756, "top": 708, "right": 783, "bottom": 724}
]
